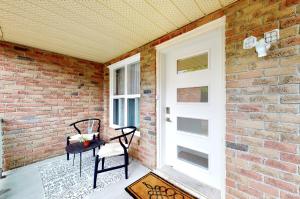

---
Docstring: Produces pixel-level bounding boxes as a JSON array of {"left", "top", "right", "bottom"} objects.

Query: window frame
[{"left": 109, "top": 53, "right": 141, "bottom": 134}]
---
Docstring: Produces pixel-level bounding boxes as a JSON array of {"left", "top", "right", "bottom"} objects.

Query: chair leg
[
  {"left": 102, "top": 158, "right": 105, "bottom": 170},
  {"left": 67, "top": 138, "right": 70, "bottom": 160},
  {"left": 73, "top": 154, "right": 75, "bottom": 166},
  {"left": 79, "top": 153, "right": 82, "bottom": 177},
  {"left": 93, "top": 155, "right": 99, "bottom": 189},
  {"left": 125, "top": 154, "right": 128, "bottom": 179},
  {"left": 93, "top": 148, "right": 95, "bottom": 157}
]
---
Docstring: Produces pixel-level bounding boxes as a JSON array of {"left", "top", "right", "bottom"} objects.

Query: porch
[
  {"left": 0, "top": 153, "right": 149, "bottom": 199},
  {"left": 1, "top": 151, "right": 221, "bottom": 199},
  {"left": 1, "top": 0, "right": 300, "bottom": 199}
]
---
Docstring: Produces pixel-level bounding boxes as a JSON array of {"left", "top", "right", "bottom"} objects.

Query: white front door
[{"left": 162, "top": 26, "right": 225, "bottom": 189}]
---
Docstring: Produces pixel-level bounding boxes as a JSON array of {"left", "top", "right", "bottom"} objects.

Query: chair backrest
[
  {"left": 70, "top": 118, "right": 101, "bottom": 134},
  {"left": 114, "top": 126, "right": 137, "bottom": 149}
]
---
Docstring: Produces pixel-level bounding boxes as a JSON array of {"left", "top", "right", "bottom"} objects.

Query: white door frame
[{"left": 155, "top": 16, "right": 226, "bottom": 198}]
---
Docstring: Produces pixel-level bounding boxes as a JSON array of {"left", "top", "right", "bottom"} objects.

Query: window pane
[
  {"left": 177, "top": 146, "right": 208, "bottom": 169},
  {"left": 127, "top": 62, "right": 140, "bottom": 94},
  {"left": 177, "top": 52, "right": 208, "bottom": 74},
  {"left": 127, "top": 98, "right": 140, "bottom": 128},
  {"left": 114, "top": 67, "right": 125, "bottom": 95},
  {"left": 177, "top": 117, "right": 208, "bottom": 136},
  {"left": 177, "top": 86, "right": 208, "bottom": 103},
  {"left": 113, "top": 98, "right": 124, "bottom": 126}
]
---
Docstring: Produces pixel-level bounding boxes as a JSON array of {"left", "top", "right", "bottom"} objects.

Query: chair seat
[
  {"left": 98, "top": 142, "right": 128, "bottom": 158},
  {"left": 122, "top": 128, "right": 135, "bottom": 133},
  {"left": 69, "top": 132, "right": 99, "bottom": 142}
]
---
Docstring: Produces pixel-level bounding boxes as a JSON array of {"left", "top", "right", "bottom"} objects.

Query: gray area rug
[{"left": 38, "top": 153, "right": 124, "bottom": 199}]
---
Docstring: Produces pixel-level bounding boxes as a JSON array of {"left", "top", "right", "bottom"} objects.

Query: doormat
[{"left": 125, "top": 172, "right": 197, "bottom": 199}]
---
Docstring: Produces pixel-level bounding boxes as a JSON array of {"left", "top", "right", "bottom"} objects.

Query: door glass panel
[
  {"left": 177, "top": 86, "right": 208, "bottom": 103},
  {"left": 177, "top": 146, "right": 208, "bottom": 169},
  {"left": 177, "top": 117, "right": 208, "bottom": 136},
  {"left": 127, "top": 62, "right": 140, "bottom": 95},
  {"left": 127, "top": 98, "right": 140, "bottom": 128},
  {"left": 113, "top": 98, "right": 124, "bottom": 126},
  {"left": 177, "top": 52, "right": 208, "bottom": 74},
  {"left": 114, "top": 67, "right": 125, "bottom": 95}
]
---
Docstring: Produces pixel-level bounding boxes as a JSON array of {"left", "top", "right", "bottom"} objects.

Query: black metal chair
[
  {"left": 66, "top": 118, "right": 102, "bottom": 160},
  {"left": 93, "top": 126, "right": 137, "bottom": 189}
]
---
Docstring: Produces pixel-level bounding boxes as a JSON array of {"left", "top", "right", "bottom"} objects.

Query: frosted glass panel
[
  {"left": 113, "top": 98, "right": 124, "bottom": 126},
  {"left": 177, "top": 117, "right": 208, "bottom": 136},
  {"left": 114, "top": 67, "right": 125, "bottom": 95},
  {"left": 127, "top": 98, "right": 140, "bottom": 128},
  {"left": 177, "top": 146, "right": 208, "bottom": 169},
  {"left": 177, "top": 86, "right": 208, "bottom": 103},
  {"left": 177, "top": 53, "right": 208, "bottom": 74},
  {"left": 127, "top": 62, "right": 140, "bottom": 94}
]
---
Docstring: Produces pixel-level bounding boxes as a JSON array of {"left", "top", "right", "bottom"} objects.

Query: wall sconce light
[
  {"left": 243, "top": 36, "right": 257, "bottom": 49},
  {"left": 243, "top": 29, "right": 279, "bottom": 57}
]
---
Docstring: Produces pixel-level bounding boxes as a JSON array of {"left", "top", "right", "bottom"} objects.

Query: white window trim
[{"left": 108, "top": 53, "right": 141, "bottom": 136}]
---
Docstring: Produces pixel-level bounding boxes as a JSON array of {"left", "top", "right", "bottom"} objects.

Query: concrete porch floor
[{"left": 0, "top": 154, "right": 149, "bottom": 199}]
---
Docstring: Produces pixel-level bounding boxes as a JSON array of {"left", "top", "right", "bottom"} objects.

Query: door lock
[{"left": 166, "top": 117, "right": 172, "bottom": 122}]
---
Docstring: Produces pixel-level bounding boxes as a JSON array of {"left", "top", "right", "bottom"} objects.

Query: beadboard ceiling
[{"left": 0, "top": 0, "right": 236, "bottom": 63}]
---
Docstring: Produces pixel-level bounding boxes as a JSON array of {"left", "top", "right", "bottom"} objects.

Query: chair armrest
[
  {"left": 69, "top": 123, "right": 81, "bottom": 134},
  {"left": 110, "top": 132, "right": 132, "bottom": 141},
  {"left": 110, "top": 127, "right": 137, "bottom": 141},
  {"left": 110, "top": 126, "right": 137, "bottom": 150},
  {"left": 114, "top": 126, "right": 136, "bottom": 131}
]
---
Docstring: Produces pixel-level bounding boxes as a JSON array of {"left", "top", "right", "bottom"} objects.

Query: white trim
[
  {"left": 126, "top": 94, "right": 141, "bottom": 99},
  {"left": 220, "top": 20, "right": 226, "bottom": 199},
  {"left": 156, "top": 17, "right": 225, "bottom": 52},
  {"left": 156, "top": 16, "right": 226, "bottom": 199},
  {"left": 124, "top": 62, "right": 128, "bottom": 126},
  {"left": 108, "top": 53, "right": 140, "bottom": 69},
  {"left": 108, "top": 53, "right": 141, "bottom": 132},
  {"left": 112, "top": 94, "right": 141, "bottom": 99},
  {"left": 156, "top": 51, "right": 165, "bottom": 169}
]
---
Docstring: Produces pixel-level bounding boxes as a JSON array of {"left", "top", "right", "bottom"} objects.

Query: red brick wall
[
  {"left": 1, "top": 0, "right": 299, "bottom": 197},
  {"left": 0, "top": 41, "right": 104, "bottom": 170},
  {"left": 225, "top": 1, "right": 300, "bottom": 199},
  {"left": 104, "top": 0, "right": 300, "bottom": 198}
]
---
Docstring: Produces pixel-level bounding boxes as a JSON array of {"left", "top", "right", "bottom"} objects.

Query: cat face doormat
[{"left": 125, "top": 172, "right": 197, "bottom": 199}]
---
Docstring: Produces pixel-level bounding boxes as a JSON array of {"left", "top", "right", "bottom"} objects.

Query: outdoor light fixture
[
  {"left": 243, "top": 36, "right": 257, "bottom": 49},
  {"left": 255, "top": 38, "right": 271, "bottom": 57},
  {"left": 243, "top": 29, "right": 280, "bottom": 57},
  {"left": 264, "top": 29, "right": 280, "bottom": 43}
]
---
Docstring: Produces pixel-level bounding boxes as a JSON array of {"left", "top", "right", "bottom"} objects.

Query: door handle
[
  {"left": 166, "top": 117, "right": 172, "bottom": 122},
  {"left": 166, "top": 107, "right": 170, "bottom": 114}
]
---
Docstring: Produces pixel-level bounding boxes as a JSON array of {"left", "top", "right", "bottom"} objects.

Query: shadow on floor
[
  {"left": 0, "top": 153, "right": 149, "bottom": 199},
  {"left": 0, "top": 188, "right": 11, "bottom": 196}
]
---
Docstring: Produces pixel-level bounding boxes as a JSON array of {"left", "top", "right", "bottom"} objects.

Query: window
[{"left": 109, "top": 54, "right": 140, "bottom": 130}]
